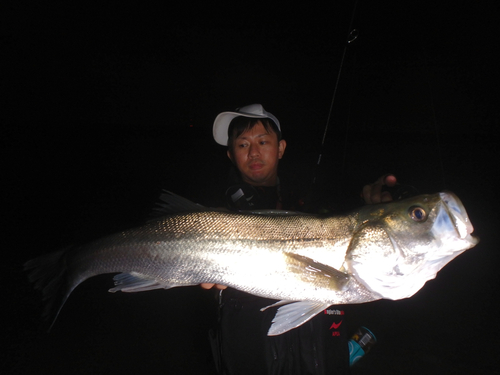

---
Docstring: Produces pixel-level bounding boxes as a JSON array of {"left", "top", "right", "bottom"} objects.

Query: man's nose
[{"left": 248, "top": 143, "right": 260, "bottom": 157}]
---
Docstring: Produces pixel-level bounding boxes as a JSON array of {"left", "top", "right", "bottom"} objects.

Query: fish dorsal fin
[
  {"left": 264, "top": 301, "right": 331, "bottom": 335},
  {"left": 151, "top": 190, "right": 207, "bottom": 217},
  {"left": 284, "top": 252, "right": 350, "bottom": 291},
  {"left": 243, "top": 209, "right": 306, "bottom": 216},
  {"left": 152, "top": 191, "right": 307, "bottom": 217}
]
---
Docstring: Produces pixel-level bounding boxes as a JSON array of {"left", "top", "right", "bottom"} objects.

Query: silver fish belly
[{"left": 25, "top": 191, "right": 478, "bottom": 335}]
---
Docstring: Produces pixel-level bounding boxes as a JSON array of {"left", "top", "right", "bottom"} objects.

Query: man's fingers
[
  {"left": 362, "top": 184, "right": 376, "bottom": 204},
  {"left": 362, "top": 174, "right": 398, "bottom": 204},
  {"left": 384, "top": 174, "right": 397, "bottom": 187},
  {"left": 380, "top": 191, "right": 393, "bottom": 202},
  {"left": 200, "top": 283, "right": 227, "bottom": 290}
]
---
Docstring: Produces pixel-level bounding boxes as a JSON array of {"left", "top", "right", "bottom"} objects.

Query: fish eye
[{"left": 409, "top": 206, "right": 427, "bottom": 222}]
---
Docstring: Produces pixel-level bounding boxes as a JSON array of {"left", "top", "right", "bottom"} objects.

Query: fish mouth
[{"left": 438, "top": 191, "right": 478, "bottom": 244}]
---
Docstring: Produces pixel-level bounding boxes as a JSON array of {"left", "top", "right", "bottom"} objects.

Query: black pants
[{"left": 210, "top": 288, "right": 351, "bottom": 375}]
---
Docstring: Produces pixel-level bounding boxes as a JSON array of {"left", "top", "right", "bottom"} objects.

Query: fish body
[{"left": 25, "top": 191, "right": 478, "bottom": 335}]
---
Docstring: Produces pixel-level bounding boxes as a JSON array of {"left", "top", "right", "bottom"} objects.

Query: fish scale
[{"left": 25, "top": 191, "right": 478, "bottom": 335}]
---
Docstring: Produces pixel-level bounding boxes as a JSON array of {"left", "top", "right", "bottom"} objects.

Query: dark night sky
[
  {"left": 4, "top": 1, "right": 499, "bottom": 208},
  {"left": 4, "top": 1, "right": 498, "bottom": 131},
  {"left": 3, "top": 1, "right": 500, "bottom": 374}
]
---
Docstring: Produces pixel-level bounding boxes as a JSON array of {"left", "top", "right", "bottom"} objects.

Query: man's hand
[
  {"left": 361, "top": 174, "right": 397, "bottom": 204},
  {"left": 200, "top": 283, "right": 227, "bottom": 290}
]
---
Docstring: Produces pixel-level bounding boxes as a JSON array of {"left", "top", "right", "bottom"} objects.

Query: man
[{"left": 203, "top": 104, "right": 396, "bottom": 375}]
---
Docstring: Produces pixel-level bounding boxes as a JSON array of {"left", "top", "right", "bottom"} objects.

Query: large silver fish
[{"left": 25, "top": 191, "right": 478, "bottom": 335}]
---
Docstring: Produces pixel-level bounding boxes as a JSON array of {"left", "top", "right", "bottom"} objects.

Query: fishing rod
[
  {"left": 308, "top": 0, "right": 420, "bottom": 207},
  {"left": 311, "top": 0, "right": 358, "bottom": 189},
  {"left": 319, "top": 10, "right": 358, "bottom": 155},
  {"left": 304, "top": 0, "right": 359, "bottom": 212}
]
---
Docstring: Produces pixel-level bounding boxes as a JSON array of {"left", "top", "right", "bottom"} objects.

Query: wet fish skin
[{"left": 24, "top": 191, "right": 478, "bottom": 335}]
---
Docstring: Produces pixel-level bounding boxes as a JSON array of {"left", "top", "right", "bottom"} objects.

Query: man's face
[{"left": 227, "top": 121, "right": 286, "bottom": 186}]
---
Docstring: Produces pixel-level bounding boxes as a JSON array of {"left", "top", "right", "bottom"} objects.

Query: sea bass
[{"left": 25, "top": 191, "right": 478, "bottom": 335}]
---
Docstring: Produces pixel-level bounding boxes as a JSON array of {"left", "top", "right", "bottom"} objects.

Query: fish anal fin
[
  {"left": 109, "top": 272, "right": 180, "bottom": 293},
  {"left": 267, "top": 301, "right": 331, "bottom": 335},
  {"left": 260, "top": 300, "right": 293, "bottom": 311},
  {"left": 284, "top": 252, "right": 350, "bottom": 291}
]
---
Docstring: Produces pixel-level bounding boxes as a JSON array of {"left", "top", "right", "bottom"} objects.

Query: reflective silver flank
[{"left": 25, "top": 191, "right": 478, "bottom": 334}]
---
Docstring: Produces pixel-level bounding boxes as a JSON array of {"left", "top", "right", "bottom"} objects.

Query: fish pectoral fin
[
  {"left": 109, "top": 272, "right": 179, "bottom": 293},
  {"left": 284, "top": 252, "right": 350, "bottom": 291},
  {"left": 267, "top": 301, "right": 331, "bottom": 336}
]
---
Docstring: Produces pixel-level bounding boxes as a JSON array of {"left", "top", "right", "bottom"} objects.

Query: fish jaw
[
  {"left": 394, "top": 192, "right": 479, "bottom": 299},
  {"left": 437, "top": 191, "right": 478, "bottom": 247},
  {"left": 345, "top": 192, "right": 479, "bottom": 301}
]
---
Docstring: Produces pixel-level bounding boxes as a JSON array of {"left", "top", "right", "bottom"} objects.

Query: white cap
[{"left": 212, "top": 104, "right": 280, "bottom": 146}]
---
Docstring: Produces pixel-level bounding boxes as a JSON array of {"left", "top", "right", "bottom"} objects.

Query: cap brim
[
  {"left": 213, "top": 110, "right": 280, "bottom": 146},
  {"left": 213, "top": 111, "right": 268, "bottom": 146}
]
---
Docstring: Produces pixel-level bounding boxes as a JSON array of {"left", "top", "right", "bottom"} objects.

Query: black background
[{"left": 3, "top": 1, "right": 499, "bottom": 374}]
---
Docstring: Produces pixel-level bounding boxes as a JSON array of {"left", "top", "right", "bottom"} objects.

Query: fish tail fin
[{"left": 24, "top": 248, "right": 74, "bottom": 331}]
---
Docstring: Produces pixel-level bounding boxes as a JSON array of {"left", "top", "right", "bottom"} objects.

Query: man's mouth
[{"left": 249, "top": 163, "right": 264, "bottom": 170}]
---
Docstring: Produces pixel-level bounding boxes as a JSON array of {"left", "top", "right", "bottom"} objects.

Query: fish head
[{"left": 346, "top": 191, "right": 479, "bottom": 300}]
